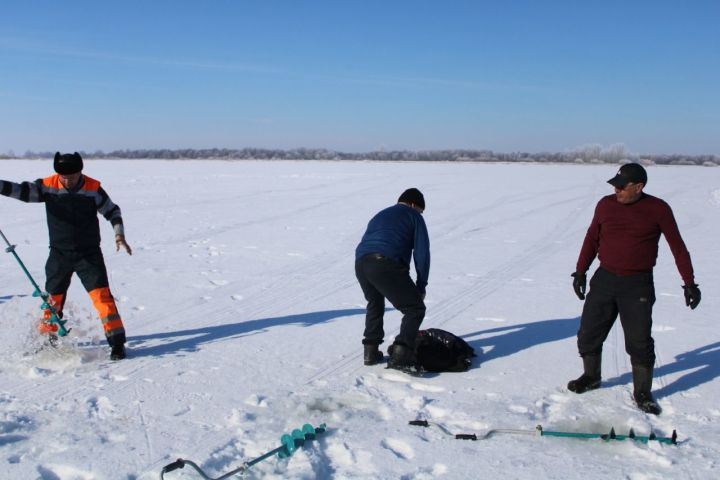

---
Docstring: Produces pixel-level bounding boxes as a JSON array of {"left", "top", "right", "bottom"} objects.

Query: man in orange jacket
[{"left": 1, "top": 152, "right": 132, "bottom": 360}]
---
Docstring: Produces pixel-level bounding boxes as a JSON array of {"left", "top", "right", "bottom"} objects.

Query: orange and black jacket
[{"left": 1, "top": 174, "right": 124, "bottom": 251}]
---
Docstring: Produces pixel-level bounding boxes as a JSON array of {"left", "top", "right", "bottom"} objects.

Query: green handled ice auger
[
  {"left": 0, "top": 228, "right": 69, "bottom": 336},
  {"left": 410, "top": 419, "right": 678, "bottom": 445},
  {"left": 160, "top": 423, "right": 327, "bottom": 480},
  {"left": 537, "top": 425, "right": 678, "bottom": 445}
]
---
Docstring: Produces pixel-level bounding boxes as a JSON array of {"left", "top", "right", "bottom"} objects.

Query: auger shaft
[
  {"left": 160, "top": 423, "right": 326, "bottom": 479},
  {"left": 0, "top": 228, "right": 69, "bottom": 336}
]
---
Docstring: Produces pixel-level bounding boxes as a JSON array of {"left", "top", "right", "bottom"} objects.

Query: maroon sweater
[{"left": 576, "top": 193, "right": 694, "bottom": 285}]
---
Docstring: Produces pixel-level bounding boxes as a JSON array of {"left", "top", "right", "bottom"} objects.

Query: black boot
[
  {"left": 568, "top": 355, "right": 601, "bottom": 393},
  {"left": 632, "top": 364, "right": 661, "bottom": 415},
  {"left": 387, "top": 343, "right": 420, "bottom": 374},
  {"left": 363, "top": 344, "right": 383, "bottom": 366},
  {"left": 110, "top": 344, "right": 126, "bottom": 361}
]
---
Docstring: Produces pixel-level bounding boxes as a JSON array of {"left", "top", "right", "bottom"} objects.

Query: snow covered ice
[{"left": 0, "top": 159, "right": 718, "bottom": 479}]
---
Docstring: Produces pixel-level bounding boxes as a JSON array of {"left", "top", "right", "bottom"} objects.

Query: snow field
[{"left": 0, "top": 160, "right": 718, "bottom": 479}]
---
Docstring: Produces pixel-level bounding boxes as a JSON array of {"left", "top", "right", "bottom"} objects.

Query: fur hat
[
  {"left": 54, "top": 152, "right": 84, "bottom": 175},
  {"left": 398, "top": 188, "right": 425, "bottom": 210}
]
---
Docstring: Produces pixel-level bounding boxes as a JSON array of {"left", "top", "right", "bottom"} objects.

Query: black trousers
[
  {"left": 577, "top": 267, "right": 656, "bottom": 367},
  {"left": 45, "top": 247, "right": 110, "bottom": 298},
  {"left": 355, "top": 254, "right": 426, "bottom": 348}
]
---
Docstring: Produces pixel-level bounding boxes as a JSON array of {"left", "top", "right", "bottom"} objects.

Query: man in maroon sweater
[{"left": 569, "top": 163, "right": 701, "bottom": 415}]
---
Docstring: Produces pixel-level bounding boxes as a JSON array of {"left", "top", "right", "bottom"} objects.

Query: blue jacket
[{"left": 355, "top": 203, "right": 430, "bottom": 292}]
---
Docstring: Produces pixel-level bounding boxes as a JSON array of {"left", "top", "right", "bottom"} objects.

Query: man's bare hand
[{"left": 115, "top": 234, "right": 133, "bottom": 255}]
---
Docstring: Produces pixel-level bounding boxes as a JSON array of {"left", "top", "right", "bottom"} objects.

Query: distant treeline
[{"left": 2, "top": 145, "right": 718, "bottom": 166}]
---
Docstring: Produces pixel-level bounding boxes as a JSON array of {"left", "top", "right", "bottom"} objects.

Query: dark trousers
[
  {"left": 45, "top": 247, "right": 126, "bottom": 346},
  {"left": 355, "top": 254, "right": 426, "bottom": 348},
  {"left": 577, "top": 268, "right": 656, "bottom": 367},
  {"left": 46, "top": 248, "right": 110, "bottom": 296}
]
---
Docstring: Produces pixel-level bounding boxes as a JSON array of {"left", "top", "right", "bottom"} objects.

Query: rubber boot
[
  {"left": 363, "top": 344, "right": 383, "bottom": 366},
  {"left": 567, "top": 354, "right": 601, "bottom": 393},
  {"left": 632, "top": 364, "right": 661, "bottom": 415}
]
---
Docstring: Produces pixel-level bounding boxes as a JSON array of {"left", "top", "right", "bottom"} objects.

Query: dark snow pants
[
  {"left": 577, "top": 267, "right": 656, "bottom": 367},
  {"left": 45, "top": 247, "right": 126, "bottom": 346},
  {"left": 355, "top": 253, "right": 425, "bottom": 348}
]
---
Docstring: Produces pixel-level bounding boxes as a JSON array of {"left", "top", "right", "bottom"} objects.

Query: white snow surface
[{"left": 0, "top": 160, "right": 718, "bottom": 480}]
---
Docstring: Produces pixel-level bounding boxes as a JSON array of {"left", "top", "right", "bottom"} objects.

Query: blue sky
[{"left": 1, "top": 0, "right": 718, "bottom": 154}]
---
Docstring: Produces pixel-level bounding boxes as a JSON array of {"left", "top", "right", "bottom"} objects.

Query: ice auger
[
  {"left": 410, "top": 419, "right": 677, "bottom": 445},
  {"left": 0, "top": 228, "right": 69, "bottom": 336},
  {"left": 160, "top": 423, "right": 327, "bottom": 479}
]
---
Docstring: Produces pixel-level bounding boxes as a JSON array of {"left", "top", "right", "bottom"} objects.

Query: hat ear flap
[
  {"left": 54, "top": 152, "right": 61, "bottom": 161},
  {"left": 73, "top": 152, "right": 81, "bottom": 161}
]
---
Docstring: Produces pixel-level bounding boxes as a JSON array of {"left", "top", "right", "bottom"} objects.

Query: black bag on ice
[{"left": 415, "top": 328, "right": 476, "bottom": 372}]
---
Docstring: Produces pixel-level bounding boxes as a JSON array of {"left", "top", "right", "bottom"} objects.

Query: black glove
[
  {"left": 571, "top": 272, "right": 586, "bottom": 300},
  {"left": 683, "top": 284, "right": 701, "bottom": 309}
]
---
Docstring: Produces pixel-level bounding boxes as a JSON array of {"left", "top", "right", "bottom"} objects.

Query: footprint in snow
[
  {"left": 508, "top": 404, "right": 529, "bottom": 414},
  {"left": 402, "top": 463, "right": 449, "bottom": 479},
  {"left": 86, "top": 396, "right": 115, "bottom": 420},
  {"left": 244, "top": 394, "right": 268, "bottom": 408},
  {"left": 423, "top": 404, "right": 449, "bottom": 419},
  {"left": 37, "top": 464, "right": 95, "bottom": 480},
  {"left": 326, "top": 440, "right": 376, "bottom": 474},
  {"left": 381, "top": 438, "right": 415, "bottom": 460}
]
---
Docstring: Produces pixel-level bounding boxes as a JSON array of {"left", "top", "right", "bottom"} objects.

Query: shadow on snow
[
  {"left": 0, "top": 294, "right": 28, "bottom": 305},
  {"left": 461, "top": 317, "right": 579, "bottom": 366},
  {"left": 128, "top": 308, "right": 365, "bottom": 358},
  {"left": 603, "top": 341, "right": 720, "bottom": 399}
]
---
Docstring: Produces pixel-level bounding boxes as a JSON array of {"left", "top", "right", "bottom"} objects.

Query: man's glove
[
  {"left": 683, "top": 283, "right": 701, "bottom": 309},
  {"left": 571, "top": 272, "right": 586, "bottom": 300}
]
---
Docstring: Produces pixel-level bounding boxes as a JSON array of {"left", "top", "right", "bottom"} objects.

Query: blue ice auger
[
  {"left": 0, "top": 228, "right": 69, "bottom": 336},
  {"left": 160, "top": 423, "right": 327, "bottom": 479}
]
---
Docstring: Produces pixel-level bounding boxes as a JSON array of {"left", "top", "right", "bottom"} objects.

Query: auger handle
[
  {"left": 161, "top": 459, "right": 185, "bottom": 474},
  {"left": 160, "top": 458, "right": 244, "bottom": 480},
  {"left": 409, "top": 420, "right": 429, "bottom": 427}
]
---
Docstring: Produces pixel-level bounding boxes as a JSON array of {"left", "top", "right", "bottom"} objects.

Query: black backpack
[{"left": 415, "top": 328, "right": 477, "bottom": 372}]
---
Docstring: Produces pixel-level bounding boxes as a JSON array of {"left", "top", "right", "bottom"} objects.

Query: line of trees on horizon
[{"left": 2, "top": 144, "right": 717, "bottom": 166}]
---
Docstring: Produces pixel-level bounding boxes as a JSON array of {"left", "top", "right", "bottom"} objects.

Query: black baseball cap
[{"left": 607, "top": 163, "right": 647, "bottom": 188}]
